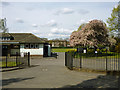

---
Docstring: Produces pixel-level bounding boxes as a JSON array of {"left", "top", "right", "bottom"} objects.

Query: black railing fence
[
  {"left": 65, "top": 51, "right": 120, "bottom": 71},
  {"left": 0, "top": 52, "right": 30, "bottom": 68}
]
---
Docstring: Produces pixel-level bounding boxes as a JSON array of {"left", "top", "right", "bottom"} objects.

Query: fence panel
[
  {"left": 0, "top": 52, "right": 30, "bottom": 68},
  {"left": 65, "top": 52, "right": 73, "bottom": 70},
  {"left": 65, "top": 51, "right": 120, "bottom": 71}
]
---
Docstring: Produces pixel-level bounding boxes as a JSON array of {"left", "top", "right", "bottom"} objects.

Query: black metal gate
[
  {"left": 65, "top": 51, "right": 120, "bottom": 71},
  {"left": 65, "top": 52, "right": 73, "bottom": 70},
  {"left": 1, "top": 52, "right": 30, "bottom": 68}
]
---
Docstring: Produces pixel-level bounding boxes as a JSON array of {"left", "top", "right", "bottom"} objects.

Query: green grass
[
  {"left": 0, "top": 61, "right": 17, "bottom": 67},
  {"left": 51, "top": 48, "right": 77, "bottom": 52},
  {"left": 52, "top": 48, "right": 120, "bottom": 59},
  {"left": 73, "top": 52, "right": 120, "bottom": 59}
]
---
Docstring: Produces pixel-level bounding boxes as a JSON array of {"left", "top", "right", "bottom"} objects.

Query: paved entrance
[{"left": 2, "top": 53, "right": 119, "bottom": 88}]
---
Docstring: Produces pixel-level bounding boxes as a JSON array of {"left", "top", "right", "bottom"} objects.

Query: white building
[{"left": 0, "top": 33, "right": 51, "bottom": 57}]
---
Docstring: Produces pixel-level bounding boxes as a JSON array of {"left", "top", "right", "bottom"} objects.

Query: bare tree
[{"left": 0, "top": 18, "right": 8, "bottom": 33}]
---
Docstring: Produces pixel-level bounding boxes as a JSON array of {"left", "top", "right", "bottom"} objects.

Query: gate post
[
  {"left": 70, "top": 52, "right": 73, "bottom": 70},
  {"left": 28, "top": 52, "right": 30, "bottom": 67},
  {"left": 6, "top": 55, "right": 7, "bottom": 68},
  {"left": 16, "top": 52, "right": 18, "bottom": 66},
  {"left": 65, "top": 52, "right": 67, "bottom": 66}
]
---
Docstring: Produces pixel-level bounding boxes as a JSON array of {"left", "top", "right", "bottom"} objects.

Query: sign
[
  {"left": 83, "top": 49, "right": 86, "bottom": 53},
  {"left": 77, "top": 48, "right": 83, "bottom": 53},
  {"left": 21, "top": 52, "right": 24, "bottom": 57},
  {"left": 95, "top": 51, "right": 98, "bottom": 53}
]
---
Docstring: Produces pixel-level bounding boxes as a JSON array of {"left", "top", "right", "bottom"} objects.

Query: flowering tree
[{"left": 70, "top": 20, "right": 115, "bottom": 48}]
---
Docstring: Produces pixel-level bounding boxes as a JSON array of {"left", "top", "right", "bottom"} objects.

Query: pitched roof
[
  {"left": 0, "top": 33, "right": 12, "bottom": 37},
  {"left": 1, "top": 33, "right": 46, "bottom": 43}
]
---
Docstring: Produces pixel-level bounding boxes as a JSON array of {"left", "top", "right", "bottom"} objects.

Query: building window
[
  {"left": 2, "top": 45, "right": 8, "bottom": 49},
  {"left": 2, "top": 37, "right": 10, "bottom": 40},
  {"left": 35, "top": 44, "right": 39, "bottom": 48},
  {"left": 24, "top": 44, "right": 39, "bottom": 49},
  {"left": 30, "top": 44, "right": 34, "bottom": 48},
  {"left": 25, "top": 44, "right": 29, "bottom": 48},
  {"left": 7, "top": 38, "right": 10, "bottom": 40}
]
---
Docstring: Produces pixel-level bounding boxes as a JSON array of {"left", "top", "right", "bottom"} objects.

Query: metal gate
[
  {"left": 1, "top": 52, "right": 30, "bottom": 68},
  {"left": 65, "top": 51, "right": 120, "bottom": 71}
]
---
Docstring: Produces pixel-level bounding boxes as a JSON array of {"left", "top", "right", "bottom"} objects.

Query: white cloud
[
  {"left": 2, "top": 2, "right": 10, "bottom": 6},
  {"left": 1, "top": 0, "right": 119, "bottom": 2},
  {"left": 15, "top": 18, "right": 24, "bottom": 23},
  {"left": 46, "top": 20, "right": 57, "bottom": 27},
  {"left": 55, "top": 8, "right": 74, "bottom": 15},
  {"left": 51, "top": 28, "right": 73, "bottom": 35},
  {"left": 78, "top": 9, "right": 89, "bottom": 15},
  {"left": 114, "top": 4, "right": 118, "bottom": 8},
  {"left": 48, "top": 33, "right": 70, "bottom": 39},
  {"left": 32, "top": 29, "right": 39, "bottom": 33},
  {"left": 32, "top": 24, "right": 38, "bottom": 27},
  {"left": 76, "top": 19, "right": 86, "bottom": 25},
  {"left": 41, "top": 19, "right": 57, "bottom": 27},
  {"left": 62, "top": 8, "right": 74, "bottom": 14}
]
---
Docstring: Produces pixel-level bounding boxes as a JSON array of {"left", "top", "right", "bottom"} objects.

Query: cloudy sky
[{"left": 1, "top": 1, "right": 118, "bottom": 39}]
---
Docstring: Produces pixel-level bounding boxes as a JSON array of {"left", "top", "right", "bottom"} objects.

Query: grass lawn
[
  {"left": 52, "top": 48, "right": 120, "bottom": 59},
  {"left": 51, "top": 48, "right": 77, "bottom": 52},
  {"left": 0, "top": 61, "right": 17, "bottom": 67},
  {"left": 73, "top": 52, "right": 120, "bottom": 59}
]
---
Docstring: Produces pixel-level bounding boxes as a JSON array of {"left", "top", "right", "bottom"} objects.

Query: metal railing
[
  {"left": 65, "top": 51, "right": 120, "bottom": 71},
  {"left": 0, "top": 52, "right": 30, "bottom": 68}
]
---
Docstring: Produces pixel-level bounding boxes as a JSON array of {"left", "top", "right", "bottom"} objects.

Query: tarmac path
[{"left": 1, "top": 53, "right": 119, "bottom": 88}]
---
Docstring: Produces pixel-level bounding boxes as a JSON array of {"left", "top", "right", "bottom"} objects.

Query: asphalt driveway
[{"left": 1, "top": 53, "right": 119, "bottom": 88}]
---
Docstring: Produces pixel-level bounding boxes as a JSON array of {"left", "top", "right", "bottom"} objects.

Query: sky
[{"left": 0, "top": 1, "right": 119, "bottom": 40}]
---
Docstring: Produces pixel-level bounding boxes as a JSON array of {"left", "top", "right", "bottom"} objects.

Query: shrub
[
  {"left": 109, "top": 45, "right": 116, "bottom": 52},
  {"left": 67, "top": 49, "right": 77, "bottom": 52},
  {"left": 115, "top": 43, "right": 120, "bottom": 53},
  {"left": 87, "top": 49, "right": 95, "bottom": 53},
  {"left": 101, "top": 48, "right": 107, "bottom": 52}
]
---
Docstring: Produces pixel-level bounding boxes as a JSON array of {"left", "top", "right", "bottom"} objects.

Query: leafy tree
[
  {"left": 77, "top": 23, "right": 87, "bottom": 31},
  {"left": 70, "top": 20, "right": 116, "bottom": 47},
  {"left": 0, "top": 18, "right": 8, "bottom": 33},
  {"left": 106, "top": 3, "right": 120, "bottom": 33}
]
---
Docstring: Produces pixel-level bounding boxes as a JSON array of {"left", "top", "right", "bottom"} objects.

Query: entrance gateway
[{"left": 43, "top": 43, "right": 51, "bottom": 57}]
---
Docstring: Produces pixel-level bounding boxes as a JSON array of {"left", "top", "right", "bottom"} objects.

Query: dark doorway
[
  {"left": 43, "top": 44, "right": 48, "bottom": 57},
  {"left": 2, "top": 45, "right": 8, "bottom": 56}
]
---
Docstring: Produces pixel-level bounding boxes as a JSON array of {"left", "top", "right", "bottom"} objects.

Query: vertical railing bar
[
  {"left": 110, "top": 52, "right": 113, "bottom": 70},
  {"left": 16, "top": 52, "right": 18, "bottom": 67},
  {"left": 118, "top": 52, "right": 120, "bottom": 71},
  {"left": 117, "top": 52, "right": 118, "bottom": 71},
  {"left": 115, "top": 52, "right": 117, "bottom": 71},
  {"left": 110, "top": 51, "right": 111, "bottom": 71},
  {"left": 28, "top": 52, "right": 30, "bottom": 67},
  {"left": 114, "top": 52, "right": 115, "bottom": 71},
  {"left": 6, "top": 55, "right": 7, "bottom": 68},
  {"left": 80, "top": 52, "right": 82, "bottom": 68},
  {"left": 106, "top": 49, "right": 107, "bottom": 71}
]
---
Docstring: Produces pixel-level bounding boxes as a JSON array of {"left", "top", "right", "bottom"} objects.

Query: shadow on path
[
  {"left": 1, "top": 65, "right": 40, "bottom": 72},
  {"left": 2, "top": 77, "right": 35, "bottom": 86},
  {"left": 61, "top": 75, "right": 119, "bottom": 88}
]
